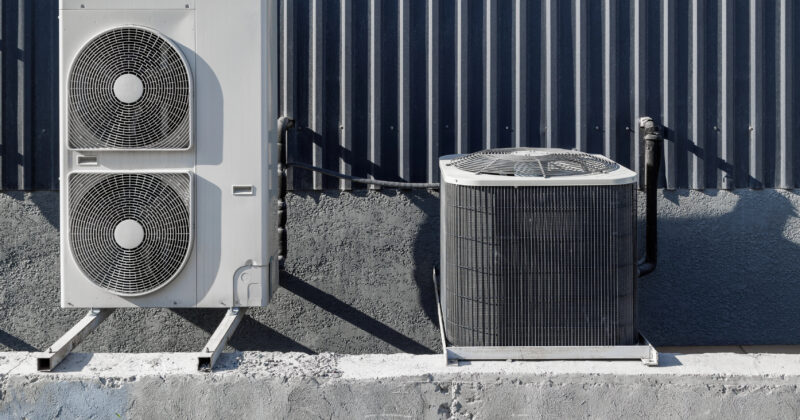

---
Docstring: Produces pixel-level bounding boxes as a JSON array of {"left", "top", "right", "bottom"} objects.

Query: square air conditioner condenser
[
  {"left": 59, "top": 0, "right": 279, "bottom": 308},
  {"left": 439, "top": 149, "right": 640, "bottom": 348}
]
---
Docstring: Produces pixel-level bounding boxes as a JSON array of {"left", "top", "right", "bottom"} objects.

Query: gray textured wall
[{"left": 1, "top": 189, "right": 799, "bottom": 353}]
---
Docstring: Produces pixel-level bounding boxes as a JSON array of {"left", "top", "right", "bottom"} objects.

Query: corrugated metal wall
[
  {"left": 281, "top": 0, "right": 799, "bottom": 191},
  {"left": 0, "top": 1, "right": 797, "bottom": 191},
  {"left": 0, "top": 0, "right": 58, "bottom": 191}
]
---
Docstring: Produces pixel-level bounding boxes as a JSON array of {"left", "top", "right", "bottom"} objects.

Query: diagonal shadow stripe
[
  {"left": 0, "top": 328, "right": 37, "bottom": 352},
  {"left": 280, "top": 274, "right": 435, "bottom": 354},
  {"left": 171, "top": 309, "right": 315, "bottom": 353}
]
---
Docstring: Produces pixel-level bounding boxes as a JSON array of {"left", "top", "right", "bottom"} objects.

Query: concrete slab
[{"left": 1, "top": 351, "right": 800, "bottom": 419}]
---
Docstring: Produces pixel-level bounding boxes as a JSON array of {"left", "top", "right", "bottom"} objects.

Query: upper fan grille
[
  {"left": 68, "top": 27, "right": 192, "bottom": 150},
  {"left": 449, "top": 148, "right": 619, "bottom": 177},
  {"left": 69, "top": 173, "right": 192, "bottom": 296}
]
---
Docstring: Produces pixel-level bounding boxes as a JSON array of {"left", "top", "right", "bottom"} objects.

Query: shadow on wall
[
  {"left": 3, "top": 189, "right": 800, "bottom": 352},
  {"left": 278, "top": 273, "right": 433, "bottom": 354},
  {"left": 638, "top": 189, "right": 800, "bottom": 346},
  {"left": 173, "top": 189, "right": 441, "bottom": 355},
  {"left": 172, "top": 308, "right": 315, "bottom": 353},
  {"left": 0, "top": 328, "right": 36, "bottom": 351},
  {"left": 408, "top": 191, "right": 441, "bottom": 329}
]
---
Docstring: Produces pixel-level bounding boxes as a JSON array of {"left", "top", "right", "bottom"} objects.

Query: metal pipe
[
  {"left": 277, "top": 116, "right": 294, "bottom": 268},
  {"left": 638, "top": 117, "right": 663, "bottom": 277},
  {"left": 288, "top": 162, "right": 441, "bottom": 189}
]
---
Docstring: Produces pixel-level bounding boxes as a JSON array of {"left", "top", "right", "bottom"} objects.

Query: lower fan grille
[
  {"left": 442, "top": 183, "right": 637, "bottom": 346},
  {"left": 69, "top": 173, "right": 192, "bottom": 296}
]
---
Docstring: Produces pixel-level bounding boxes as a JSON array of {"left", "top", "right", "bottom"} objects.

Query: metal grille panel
[
  {"left": 442, "top": 182, "right": 637, "bottom": 346},
  {"left": 69, "top": 172, "right": 192, "bottom": 296},
  {"left": 450, "top": 148, "right": 619, "bottom": 177},
  {"left": 68, "top": 26, "right": 192, "bottom": 150}
]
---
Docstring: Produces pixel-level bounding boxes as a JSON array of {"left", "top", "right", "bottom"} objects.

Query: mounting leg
[
  {"left": 198, "top": 308, "right": 246, "bottom": 371},
  {"left": 432, "top": 268, "right": 456, "bottom": 366},
  {"left": 36, "top": 308, "right": 114, "bottom": 372},
  {"left": 642, "top": 340, "right": 659, "bottom": 366}
]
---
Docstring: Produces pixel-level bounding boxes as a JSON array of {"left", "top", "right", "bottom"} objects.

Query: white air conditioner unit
[{"left": 59, "top": 0, "right": 279, "bottom": 308}]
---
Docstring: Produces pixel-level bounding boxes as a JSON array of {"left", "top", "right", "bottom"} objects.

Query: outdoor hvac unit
[
  {"left": 439, "top": 144, "right": 660, "bottom": 363},
  {"left": 59, "top": 0, "right": 279, "bottom": 308}
]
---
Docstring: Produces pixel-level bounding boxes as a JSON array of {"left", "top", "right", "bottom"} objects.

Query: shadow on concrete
[
  {"left": 655, "top": 353, "right": 684, "bottom": 368},
  {"left": 638, "top": 189, "right": 800, "bottom": 346},
  {"left": 50, "top": 353, "right": 93, "bottom": 373},
  {"left": 407, "top": 191, "right": 441, "bottom": 327},
  {"left": 28, "top": 192, "right": 59, "bottom": 228},
  {"left": 171, "top": 309, "right": 314, "bottom": 353},
  {"left": 280, "top": 272, "right": 435, "bottom": 354},
  {"left": 0, "top": 328, "right": 37, "bottom": 352},
  {"left": 230, "top": 319, "right": 315, "bottom": 353}
]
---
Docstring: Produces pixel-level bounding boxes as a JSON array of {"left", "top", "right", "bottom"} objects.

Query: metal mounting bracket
[
  {"left": 197, "top": 307, "right": 246, "bottom": 371},
  {"left": 36, "top": 308, "right": 114, "bottom": 372},
  {"left": 432, "top": 269, "right": 658, "bottom": 366}
]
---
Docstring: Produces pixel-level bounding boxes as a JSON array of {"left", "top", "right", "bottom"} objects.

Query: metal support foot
[
  {"left": 198, "top": 308, "right": 246, "bottom": 371},
  {"left": 642, "top": 341, "right": 659, "bottom": 366},
  {"left": 433, "top": 268, "right": 659, "bottom": 366},
  {"left": 36, "top": 308, "right": 114, "bottom": 372}
]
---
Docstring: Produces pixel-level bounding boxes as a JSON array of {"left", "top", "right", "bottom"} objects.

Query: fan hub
[
  {"left": 114, "top": 219, "right": 145, "bottom": 250},
  {"left": 113, "top": 74, "right": 144, "bottom": 104}
]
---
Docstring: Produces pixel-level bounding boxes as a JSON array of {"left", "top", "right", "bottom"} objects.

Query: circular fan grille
[
  {"left": 69, "top": 26, "right": 192, "bottom": 149},
  {"left": 449, "top": 148, "right": 619, "bottom": 177},
  {"left": 69, "top": 173, "right": 192, "bottom": 296}
]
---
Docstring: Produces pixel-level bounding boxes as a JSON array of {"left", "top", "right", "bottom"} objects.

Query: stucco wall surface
[{"left": 0, "top": 188, "right": 798, "bottom": 354}]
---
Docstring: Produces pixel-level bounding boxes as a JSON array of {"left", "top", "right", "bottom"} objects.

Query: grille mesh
[
  {"left": 442, "top": 183, "right": 637, "bottom": 346},
  {"left": 450, "top": 148, "right": 619, "bottom": 177},
  {"left": 68, "top": 27, "right": 192, "bottom": 149},
  {"left": 69, "top": 173, "right": 192, "bottom": 296}
]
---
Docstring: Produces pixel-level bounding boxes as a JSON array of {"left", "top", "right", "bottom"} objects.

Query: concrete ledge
[{"left": 2, "top": 351, "right": 800, "bottom": 419}]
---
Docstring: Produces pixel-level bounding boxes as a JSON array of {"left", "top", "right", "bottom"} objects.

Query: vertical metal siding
[
  {"left": 280, "top": 0, "right": 798, "bottom": 191},
  {"left": 0, "top": 1, "right": 797, "bottom": 191},
  {"left": 1, "top": 0, "right": 58, "bottom": 191}
]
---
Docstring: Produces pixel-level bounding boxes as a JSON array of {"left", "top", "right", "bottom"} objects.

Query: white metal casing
[
  {"left": 439, "top": 149, "right": 638, "bottom": 187},
  {"left": 59, "top": 0, "right": 279, "bottom": 308}
]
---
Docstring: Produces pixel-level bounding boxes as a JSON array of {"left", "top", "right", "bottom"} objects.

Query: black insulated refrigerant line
[
  {"left": 287, "top": 162, "right": 441, "bottom": 190},
  {"left": 277, "top": 116, "right": 294, "bottom": 268},
  {"left": 638, "top": 117, "right": 664, "bottom": 278},
  {"left": 275, "top": 116, "right": 437, "bottom": 268}
]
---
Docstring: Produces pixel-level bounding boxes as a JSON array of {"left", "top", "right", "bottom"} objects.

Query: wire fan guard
[
  {"left": 449, "top": 148, "right": 619, "bottom": 177},
  {"left": 68, "top": 26, "right": 192, "bottom": 150},
  {"left": 69, "top": 173, "right": 193, "bottom": 296}
]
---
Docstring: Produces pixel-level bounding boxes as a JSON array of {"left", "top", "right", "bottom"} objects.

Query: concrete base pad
[{"left": 2, "top": 351, "right": 800, "bottom": 419}]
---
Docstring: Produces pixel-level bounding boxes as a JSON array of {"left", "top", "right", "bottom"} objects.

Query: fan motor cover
[
  {"left": 68, "top": 172, "right": 193, "bottom": 296},
  {"left": 439, "top": 149, "right": 639, "bottom": 347},
  {"left": 68, "top": 26, "right": 193, "bottom": 150}
]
